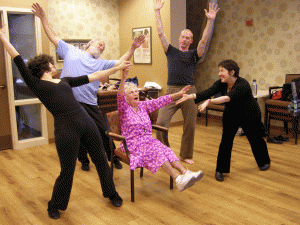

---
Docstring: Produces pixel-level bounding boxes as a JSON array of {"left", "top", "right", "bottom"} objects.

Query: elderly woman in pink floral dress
[{"left": 117, "top": 68, "right": 204, "bottom": 192}]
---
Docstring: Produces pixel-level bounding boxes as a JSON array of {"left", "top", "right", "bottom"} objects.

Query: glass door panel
[
  {"left": 16, "top": 105, "right": 42, "bottom": 140},
  {"left": 8, "top": 13, "right": 37, "bottom": 100}
]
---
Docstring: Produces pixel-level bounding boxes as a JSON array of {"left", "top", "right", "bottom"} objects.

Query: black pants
[
  {"left": 216, "top": 114, "right": 271, "bottom": 173},
  {"left": 77, "top": 103, "right": 115, "bottom": 165},
  {"left": 48, "top": 107, "right": 116, "bottom": 211}
]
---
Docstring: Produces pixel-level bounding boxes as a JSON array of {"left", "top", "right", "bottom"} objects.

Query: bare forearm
[
  {"left": 155, "top": 9, "right": 169, "bottom": 52},
  {"left": 40, "top": 17, "right": 60, "bottom": 48},
  {"left": 210, "top": 96, "right": 230, "bottom": 104},
  {"left": 0, "top": 35, "right": 19, "bottom": 59},
  {"left": 119, "top": 46, "right": 135, "bottom": 62},
  {"left": 170, "top": 92, "right": 183, "bottom": 101},
  {"left": 197, "top": 19, "right": 215, "bottom": 57},
  {"left": 88, "top": 67, "right": 119, "bottom": 83},
  {"left": 118, "top": 78, "right": 126, "bottom": 95},
  {"left": 155, "top": 10, "right": 164, "bottom": 37}
]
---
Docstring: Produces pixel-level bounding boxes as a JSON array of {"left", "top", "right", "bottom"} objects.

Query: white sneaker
[
  {"left": 185, "top": 170, "right": 204, "bottom": 182},
  {"left": 175, "top": 171, "right": 196, "bottom": 192}
]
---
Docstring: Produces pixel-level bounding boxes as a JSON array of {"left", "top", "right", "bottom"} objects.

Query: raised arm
[
  {"left": 0, "top": 24, "right": 19, "bottom": 59},
  {"left": 88, "top": 61, "right": 131, "bottom": 83},
  {"left": 197, "top": 2, "right": 220, "bottom": 58},
  {"left": 153, "top": 0, "right": 169, "bottom": 53},
  {"left": 118, "top": 68, "right": 130, "bottom": 96},
  {"left": 115, "top": 35, "right": 145, "bottom": 66},
  {"left": 32, "top": 3, "right": 61, "bottom": 48}
]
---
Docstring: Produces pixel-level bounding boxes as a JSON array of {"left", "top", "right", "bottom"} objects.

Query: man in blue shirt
[
  {"left": 153, "top": 0, "right": 219, "bottom": 164},
  {"left": 32, "top": 3, "right": 144, "bottom": 170}
]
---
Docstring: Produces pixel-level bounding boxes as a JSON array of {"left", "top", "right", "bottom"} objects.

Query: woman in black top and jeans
[
  {"left": 0, "top": 25, "right": 131, "bottom": 219},
  {"left": 176, "top": 59, "right": 271, "bottom": 182}
]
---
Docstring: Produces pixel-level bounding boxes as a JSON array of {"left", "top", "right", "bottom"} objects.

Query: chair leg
[
  {"left": 293, "top": 118, "right": 299, "bottom": 145},
  {"left": 170, "top": 176, "right": 173, "bottom": 189},
  {"left": 267, "top": 114, "right": 271, "bottom": 137},
  {"left": 131, "top": 170, "right": 135, "bottom": 202},
  {"left": 140, "top": 167, "right": 144, "bottom": 178},
  {"left": 110, "top": 147, "right": 114, "bottom": 176},
  {"left": 296, "top": 118, "right": 299, "bottom": 145},
  {"left": 205, "top": 108, "right": 208, "bottom": 126},
  {"left": 264, "top": 105, "right": 268, "bottom": 131},
  {"left": 284, "top": 121, "right": 289, "bottom": 135}
]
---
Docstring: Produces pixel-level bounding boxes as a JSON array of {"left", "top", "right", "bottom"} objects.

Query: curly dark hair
[
  {"left": 218, "top": 59, "right": 240, "bottom": 77},
  {"left": 27, "top": 54, "right": 54, "bottom": 79}
]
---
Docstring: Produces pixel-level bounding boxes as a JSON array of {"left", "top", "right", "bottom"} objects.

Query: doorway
[{"left": 0, "top": 7, "right": 48, "bottom": 150}]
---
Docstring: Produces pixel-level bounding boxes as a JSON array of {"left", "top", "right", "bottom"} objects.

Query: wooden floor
[{"left": 0, "top": 118, "right": 299, "bottom": 225}]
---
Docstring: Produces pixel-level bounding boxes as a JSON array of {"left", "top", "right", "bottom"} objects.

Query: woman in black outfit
[
  {"left": 176, "top": 59, "right": 270, "bottom": 182},
  {"left": 0, "top": 26, "right": 131, "bottom": 219}
]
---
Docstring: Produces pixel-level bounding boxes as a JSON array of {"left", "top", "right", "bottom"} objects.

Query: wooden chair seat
[{"left": 114, "top": 147, "right": 130, "bottom": 165}]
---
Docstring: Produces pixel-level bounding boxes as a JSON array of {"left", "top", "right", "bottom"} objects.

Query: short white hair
[
  {"left": 85, "top": 38, "right": 102, "bottom": 50},
  {"left": 124, "top": 82, "right": 138, "bottom": 93}
]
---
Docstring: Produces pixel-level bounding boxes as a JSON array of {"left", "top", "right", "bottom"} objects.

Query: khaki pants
[{"left": 156, "top": 85, "right": 197, "bottom": 159}]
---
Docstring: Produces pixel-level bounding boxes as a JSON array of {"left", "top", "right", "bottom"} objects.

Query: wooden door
[{"left": 0, "top": 39, "right": 12, "bottom": 150}]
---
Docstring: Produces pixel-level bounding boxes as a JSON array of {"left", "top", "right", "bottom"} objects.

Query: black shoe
[
  {"left": 215, "top": 171, "right": 224, "bottom": 182},
  {"left": 81, "top": 163, "right": 90, "bottom": 171},
  {"left": 267, "top": 137, "right": 283, "bottom": 144},
  {"left": 274, "top": 135, "right": 289, "bottom": 142},
  {"left": 260, "top": 163, "right": 270, "bottom": 171},
  {"left": 113, "top": 157, "right": 123, "bottom": 169},
  {"left": 47, "top": 208, "right": 60, "bottom": 219},
  {"left": 109, "top": 192, "right": 123, "bottom": 207}
]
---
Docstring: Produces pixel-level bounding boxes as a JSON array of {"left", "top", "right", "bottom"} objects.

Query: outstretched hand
[
  {"left": 175, "top": 94, "right": 191, "bottom": 105},
  {"left": 204, "top": 2, "right": 220, "bottom": 20},
  {"left": 153, "top": 0, "right": 165, "bottom": 10},
  {"left": 32, "top": 3, "right": 46, "bottom": 20},
  {"left": 119, "top": 61, "right": 132, "bottom": 71},
  {"left": 174, "top": 85, "right": 191, "bottom": 105},
  {"left": 198, "top": 99, "right": 210, "bottom": 112},
  {"left": 132, "top": 35, "right": 145, "bottom": 49},
  {"left": 178, "top": 85, "right": 190, "bottom": 95}
]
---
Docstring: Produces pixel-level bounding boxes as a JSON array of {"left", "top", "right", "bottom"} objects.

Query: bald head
[
  {"left": 85, "top": 38, "right": 106, "bottom": 58},
  {"left": 179, "top": 29, "right": 193, "bottom": 51}
]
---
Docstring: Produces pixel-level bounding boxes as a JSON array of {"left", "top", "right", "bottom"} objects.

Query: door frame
[{"left": 1, "top": 7, "right": 48, "bottom": 149}]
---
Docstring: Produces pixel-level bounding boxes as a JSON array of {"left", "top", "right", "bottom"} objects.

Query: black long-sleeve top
[
  {"left": 14, "top": 55, "right": 89, "bottom": 117},
  {"left": 195, "top": 77, "right": 261, "bottom": 121}
]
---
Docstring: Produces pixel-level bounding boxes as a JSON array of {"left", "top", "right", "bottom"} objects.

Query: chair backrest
[
  {"left": 285, "top": 74, "right": 300, "bottom": 84},
  {"left": 106, "top": 110, "right": 121, "bottom": 135}
]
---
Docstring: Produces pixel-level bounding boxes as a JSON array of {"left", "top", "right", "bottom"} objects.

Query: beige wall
[
  {"left": 119, "top": 0, "right": 170, "bottom": 92},
  {"left": 47, "top": 0, "right": 120, "bottom": 70},
  {"left": 196, "top": 0, "right": 300, "bottom": 92}
]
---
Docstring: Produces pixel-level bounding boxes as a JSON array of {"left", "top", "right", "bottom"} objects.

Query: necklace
[{"left": 131, "top": 107, "right": 148, "bottom": 134}]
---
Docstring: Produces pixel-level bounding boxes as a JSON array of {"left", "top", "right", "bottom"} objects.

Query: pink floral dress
[{"left": 117, "top": 93, "right": 179, "bottom": 173}]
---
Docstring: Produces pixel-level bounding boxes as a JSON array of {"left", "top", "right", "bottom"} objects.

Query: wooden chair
[
  {"left": 205, "top": 93, "right": 225, "bottom": 126},
  {"left": 205, "top": 103, "right": 225, "bottom": 126},
  {"left": 264, "top": 74, "right": 300, "bottom": 144},
  {"left": 105, "top": 110, "right": 173, "bottom": 202}
]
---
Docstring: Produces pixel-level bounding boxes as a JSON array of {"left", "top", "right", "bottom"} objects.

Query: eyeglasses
[{"left": 125, "top": 89, "right": 139, "bottom": 95}]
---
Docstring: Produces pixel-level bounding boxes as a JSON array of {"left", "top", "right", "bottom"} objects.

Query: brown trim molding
[{"left": 0, "top": 135, "right": 12, "bottom": 150}]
